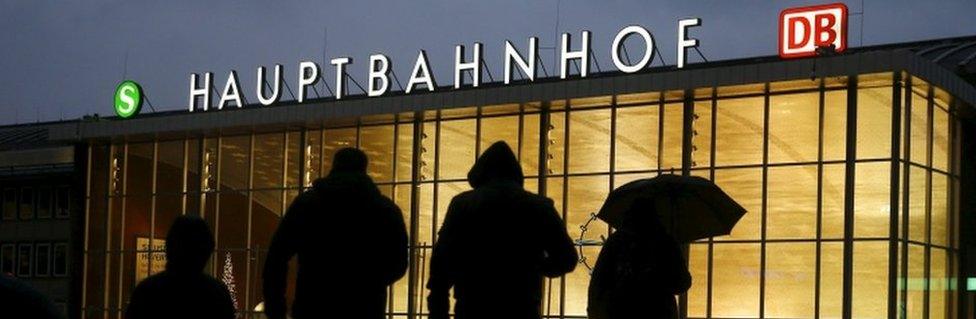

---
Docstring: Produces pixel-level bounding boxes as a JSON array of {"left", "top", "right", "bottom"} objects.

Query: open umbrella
[{"left": 596, "top": 174, "right": 746, "bottom": 242}]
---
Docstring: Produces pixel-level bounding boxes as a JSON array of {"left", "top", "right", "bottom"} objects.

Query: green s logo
[{"left": 114, "top": 80, "right": 143, "bottom": 118}]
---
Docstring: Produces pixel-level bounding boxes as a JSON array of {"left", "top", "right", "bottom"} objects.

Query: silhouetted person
[
  {"left": 587, "top": 198, "right": 691, "bottom": 319},
  {"left": 0, "top": 273, "right": 65, "bottom": 319},
  {"left": 126, "top": 215, "right": 235, "bottom": 319},
  {"left": 427, "top": 141, "right": 577, "bottom": 319},
  {"left": 263, "top": 147, "right": 408, "bottom": 319}
]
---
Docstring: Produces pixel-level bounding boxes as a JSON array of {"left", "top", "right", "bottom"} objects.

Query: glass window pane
[
  {"left": 36, "top": 187, "right": 52, "bottom": 219},
  {"left": 419, "top": 122, "right": 436, "bottom": 182},
  {"left": 220, "top": 136, "right": 250, "bottom": 191},
  {"left": 765, "top": 243, "right": 816, "bottom": 318},
  {"left": 712, "top": 243, "right": 760, "bottom": 317},
  {"left": 615, "top": 105, "right": 659, "bottom": 172},
  {"left": 305, "top": 131, "right": 322, "bottom": 182},
  {"left": 692, "top": 100, "right": 712, "bottom": 168},
  {"left": 906, "top": 244, "right": 925, "bottom": 319},
  {"left": 715, "top": 97, "right": 764, "bottom": 166},
  {"left": 438, "top": 119, "right": 476, "bottom": 180},
  {"left": 564, "top": 247, "right": 599, "bottom": 316},
  {"left": 253, "top": 133, "right": 284, "bottom": 189},
  {"left": 217, "top": 191, "right": 249, "bottom": 250},
  {"left": 910, "top": 92, "right": 930, "bottom": 165},
  {"left": 479, "top": 116, "right": 520, "bottom": 159},
  {"left": 852, "top": 241, "right": 888, "bottom": 319},
  {"left": 823, "top": 90, "right": 847, "bottom": 161},
  {"left": 769, "top": 92, "right": 819, "bottom": 163},
  {"left": 714, "top": 168, "right": 762, "bottom": 240},
  {"left": 3, "top": 188, "right": 16, "bottom": 220},
  {"left": 156, "top": 141, "right": 185, "bottom": 194},
  {"left": 932, "top": 173, "right": 949, "bottom": 247},
  {"left": 360, "top": 125, "right": 395, "bottom": 183},
  {"left": 395, "top": 123, "right": 415, "bottom": 183},
  {"left": 566, "top": 176, "right": 609, "bottom": 242},
  {"left": 521, "top": 114, "right": 540, "bottom": 177},
  {"left": 822, "top": 164, "right": 846, "bottom": 239},
  {"left": 820, "top": 242, "right": 843, "bottom": 318},
  {"left": 930, "top": 248, "right": 949, "bottom": 319},
  {"left": 857, "top": 86, "right": 893, "bottom": 159},
  {"left": 126, "top": 143, "right": 154, "bottom": 195},
  {"left": 546, "top": 112, "right": 566, "bottom": 175},
  {"left": 286, "top": 131, "right": 301, "bottom": 187},
  {"left": 854, "top": 162, "right": 890, "bottom": 238},
  {"left": 661, "top": 103, "right": 684, "bottom": 170},
  {"left": 568, "top": 109, "right": 611, "bottom": 173},
  {"left": 767, "top": 166, "right": 818, "bottom": 239},
  {"left": 908, "top": 166, "right": 927, "bottom": 243},
  {"left": 932, "top": 104, "right": 950, "bottom": 172},
  {"left": 687, "top": 243, "right": 708, "bottom": 318}
]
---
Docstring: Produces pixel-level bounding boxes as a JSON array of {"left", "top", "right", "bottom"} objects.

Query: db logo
[{"left": 779, "top": 3, "right": 848, "bottom": 58}]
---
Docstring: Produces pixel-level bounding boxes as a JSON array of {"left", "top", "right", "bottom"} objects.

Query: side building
[{"left": 0, "top": 127, "right": 84, "bottom": 318}]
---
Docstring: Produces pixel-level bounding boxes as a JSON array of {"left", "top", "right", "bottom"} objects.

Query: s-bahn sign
[{"left": 186, "top": 19, "right": 703, "bottom": 112}]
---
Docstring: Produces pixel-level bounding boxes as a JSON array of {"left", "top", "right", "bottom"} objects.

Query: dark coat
[
  {"left": 126, "top": 272, "right": 236, "bottom": 319},
  {"left": 0, "top": 273, "right": 65, "bottom": 319},
  {"left": 587, "top": 227, "right": 691, "bottom": 319},
  {"left": 426, "top": 141, "right": 578, "bottom": 319},
  {"left": 262, "top": 170, "right": 408, "bottom": 319}
]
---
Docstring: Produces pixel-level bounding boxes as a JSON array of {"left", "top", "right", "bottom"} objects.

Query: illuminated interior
[{"left": 81, "top": 72, "right": 962, "bottom": 319}]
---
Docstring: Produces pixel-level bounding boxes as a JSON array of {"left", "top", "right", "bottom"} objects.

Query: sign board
[
  {"left": 114, "top": 80, "right": 144, "bottom": 118},
  {"left": 135, "top": 237, "right": 167, "bottom": 284},
  {"left": 779, "top": 3, "right": 848, "bottom": 58}
]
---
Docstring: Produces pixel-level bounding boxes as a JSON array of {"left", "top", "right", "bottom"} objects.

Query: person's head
[
  {"left": 165, "top": 215, "right": 215, "bottom": 273},
  {"left": 329, "top": 147, "right": 368, "bottom": 175},
  {"left": 467, "top": 141, "right": 523, "bottom": 188}
]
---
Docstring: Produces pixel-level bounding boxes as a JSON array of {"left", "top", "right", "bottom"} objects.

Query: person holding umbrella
[{"left": 587, "top": 174, "right": 746, "bottom": 319}]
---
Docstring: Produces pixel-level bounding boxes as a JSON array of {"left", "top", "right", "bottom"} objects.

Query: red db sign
[{"left": 779, "top": 3, "right": 848, "bottom": 58}]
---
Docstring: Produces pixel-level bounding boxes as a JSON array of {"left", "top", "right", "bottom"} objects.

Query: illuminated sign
[
  {"left": 779, "top": 3, "right": 848, "bottom": 58},
  {"left": 114, "top": 80, "right": 144, "bottom": 118},
  {"left": 187, "top": 20, "right": 703, "bottom": 112}
]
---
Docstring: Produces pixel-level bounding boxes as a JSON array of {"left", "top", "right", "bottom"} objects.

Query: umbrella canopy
[{"left": 597, "top": 174, "right": 746, "bottom": 242}]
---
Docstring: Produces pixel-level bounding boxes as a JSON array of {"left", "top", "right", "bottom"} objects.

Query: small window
[
  {"left": 2, "top": 189, "right": 16, "bottom": 221},
  {"left": 53, "top": 243, "right": 68, "bottom": 277},
  {"left": 36, "top": 188, "right": 52, "bottom": 219},
  {"left": 55, "top": 186, "right": 70, "bottom": 219},
  {"left": 35, "top": 243, "right": 50, "bottom": 277},
  {"left": 19, "top": 187, "right": 34, "bottom": 220},
  {"left": 1, "top": 244, "right": 15, "bottom": 274},
  {"left": 17, "top": 244, "right": 32, "bottom": 277}
]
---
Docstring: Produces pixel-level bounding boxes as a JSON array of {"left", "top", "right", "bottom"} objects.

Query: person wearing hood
[
  {"left": 125, "top": 215, "right": 236, "bottom": 319},
  {"left": 263, "top": 147, "right": 408, "bottom": 319},
  {"left": 426, "top": 141, "right": 577, "bottom": 319}
]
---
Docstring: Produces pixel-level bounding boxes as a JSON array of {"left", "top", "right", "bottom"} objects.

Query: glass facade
[{"left": 81, "top": 72, "right": 964, "bottom": 319}]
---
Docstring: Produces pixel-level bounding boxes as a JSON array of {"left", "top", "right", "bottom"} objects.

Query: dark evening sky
[{"left": 2, "top": 0, "right": 975, "bottom": 125}]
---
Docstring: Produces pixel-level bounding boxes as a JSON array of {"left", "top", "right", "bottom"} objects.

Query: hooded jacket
[
  {"left": 263, "top": 149, "right": 408, "bottom": 319},
  {"left": 426, "top": 141, "right": 578, "bottom": 319}
]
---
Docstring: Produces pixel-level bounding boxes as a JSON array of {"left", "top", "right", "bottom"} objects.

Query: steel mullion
[
  {"left": 901, "top": 77, "right": 914, "bottom": 317},
  {"left": 560, "top": 102, "right": 569, "bottom": 319},
  {"left": 923, "top": 85, "right": 935, "bottom": 319},
  {"left": 842, "top": 75, "right": 858, "bottom": 319},
  {"left": 707, "top": 88, "right": 717, "bottom": 319},
  {"left": 816, "top": 77, "right": 826, "bottom": 319},
  {"left": 888, "top": 72, "right": 903, "bottom": 319},
  {"left": 81, "top": 144, "right": 92, "bottom": 318},
  {"left": 759, "top": 83, "right": 770, "bottom": 319}
]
